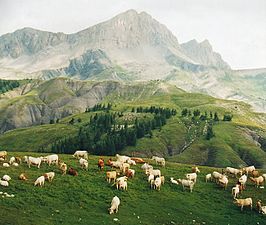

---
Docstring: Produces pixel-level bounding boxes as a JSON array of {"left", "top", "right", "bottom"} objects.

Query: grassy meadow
[{"left": 0, "top": 153, "right": 265, "bottom": 225}]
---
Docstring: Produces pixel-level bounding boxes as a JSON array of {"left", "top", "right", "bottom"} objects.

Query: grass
[
  {"left": 0, "top": 124, "right": 78, "bottom": 152},
  {"left": 0, "top": 153, "right": 265, "bottom": 225}
]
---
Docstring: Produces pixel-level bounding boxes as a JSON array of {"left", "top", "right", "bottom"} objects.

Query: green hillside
[
  {"left": 0, "top": 88, "right": 265, "bottom": 168},
  {"left": 0, "top": 153, "right": 265, "bottom": 225}
]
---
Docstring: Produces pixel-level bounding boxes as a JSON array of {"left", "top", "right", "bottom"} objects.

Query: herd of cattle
[{"left": 0, "top": 150, "right": 266, "bottom": 215}]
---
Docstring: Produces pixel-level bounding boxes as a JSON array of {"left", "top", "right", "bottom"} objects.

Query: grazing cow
[
  {"left": 68, "top": 168, "right": 78, "bottom": 176},
  {"left": 257, "top": 200, "right": 266, "bottom": 214},
  {"left": 43, "top": 154, "right": 59, "bottom": 166},
  {"left": 0, "top": 180, "right": 9, "bottom": 187},
  {"left": 12, "top": 162, "right": 19, "bottom": 167},
  {"left": 98, "top": 158, "right": 104, "bottom": 170},
  {"left": 109, "top": 196, "right": 120, "bottom": 214},
  {"left": 131, "top": 157, "right": 145, "bottom": 164},
  {"left": 212, "top": 171, "right": 223, "bottom": 183},
  {"left": 177, "top": 179, "right": 195, "bottom": 192},
  {"left": 44, "top": 172, "right": 55, "bottom": 182},
  {"left": 192, "top": 166, "right": 200, "bottom": 173},
  {"left": 2, "top": 175, "right": 11, "bottom": 181},
  {"left": 225, "top": 167, "right": 242, "bottom": 177},
  {"left": 153, "top": 177, "right": 162, "bottom": 191},
  {"left": 9, "top": 157, "right": 16, "bottom": 165},
  {"left": 232, "top": 184, "right": 240, "bottom": 199},
  {"left": 73, "top": 151, "right": 88, "bottom": 160},
  {"left": 121, "top": 163, "right": 130, "bottom": 174},
  {"left": 118, "top": 180, "right": 127, "bottom": 191},
  {"left": 59, "top": 162, "right": 67, "bottom": 175},
  {"left": 19, "top": 173, "right": 28, "bottom": 181},
  {"left": 106, "top": 171, "right": 117, "bottom": 183},
  {"left": 141, "top": 163, "right": 153, "bottom": 171},
  {"left": 0, "top": 151, "right": 7, "bottom": 160},
  {"left": 236, "top": 181, "right": 244, "bottom": 193},
  {"left": 219, "top": 175, "right": 229, "bottom": 190},
  {"left": 110, "top": 161, "right": 123, "bottom": 170},
  {"left": 34, "top": 176, "right": 45, "bottom": 187},
  {"left": 242, "top": 166, "right": 255, "bottom": 176},
  {"left": 107, "top": 158, "right": 113, "bottom": 166},
  {"left": 27, "top": 156, "right": 43, "bottom": 168},
  {"left": 3, "top": 163, "right": 10, "bottom": 167},
  {"left": 249, "top": 176, "right": 264, "bottom": 188},
  {"left": 238, "top": 174, "right": 248, "bottom": 188},
  {"left": 125, "top": 169, "right": 135, "bottom": 178},
  {"left": 79, "top": 158, "right": 88, "bottom": 170},
  {"left": 116, "top": 154, "right": 130, "bottom": 163},
  {"left": 151, "top": 156, "right": 165, "bottom": 167},
  {"left": 234, "top": 198, "right": 253, "bottom": 211},
  {"left": 186, "top": 173, "right": 197, "bottom": 183},
  {"left": 251, "top": 170, "right": 260, "bottom": 177},
  {"left": 127, "top": 159, "right": 136, "bottom": 165},
  {"left": 170, "top": 177, "right": 178, "bottom": 185},
  {"left": 205, "top": 174, "right": 212, "bottom": 183},
  {"left": 145, "top": 168, "right": 161, "bottom": 177}
]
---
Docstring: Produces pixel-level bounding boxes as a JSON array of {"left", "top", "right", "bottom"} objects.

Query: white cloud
[{"left": 0, "top": 0, "right": 265, "bottom": 69}]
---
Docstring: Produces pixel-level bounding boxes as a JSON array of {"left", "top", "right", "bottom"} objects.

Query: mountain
[
  {"left": 0, "top": 9, "right": 264, "bottom": 112},
  {"left": 0, "top": 10, "right": 228, "bottom": 76},
  {"left": 181, "top": 39, "right": 230, "bottom": 69}
]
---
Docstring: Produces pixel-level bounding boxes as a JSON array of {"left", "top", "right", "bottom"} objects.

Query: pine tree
[
  {"left": 214, "top": 112, "right": 219, "bottom": 121},
  {"left": 206, "top": 125, "right": 215, "bottom": 140}
]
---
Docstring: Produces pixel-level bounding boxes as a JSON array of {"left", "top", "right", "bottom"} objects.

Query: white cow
[
  {"left": 116, "top": 154, "right": 130, "bottom": 163},
  {"left": 27, "top": 156, "right": 42, "bottom": 168},
  {"left": 43, "top": 154, "right": 59, "bottom": 166},
  {"left": 2, "top": 175, "right": 11, "bottom": 181},
  {"left": 151, "top": 156, "right": 165, "bottom": 167},
  {"left": 34, "top": 176, "right": 45, "bottom": 187},
  {"left": 73, "top": 151, "right": 88, "bottom": 160},
  {"left": 141, "top": 163, "right": 153, "bottom": 171},
  {"left": 79, "top": 158, "right": 88, "bottom": 170},
  {"left": 109, "top": 196, "right": 120, "bottom": 214},
  {"left": 0, "top": 180, "right": 9, "bottom": 187},
  {"left": 44, "top": 172, "right": 55, "bottom": 182}
]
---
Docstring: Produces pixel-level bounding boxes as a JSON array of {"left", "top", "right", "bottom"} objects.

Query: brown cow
[
  {"left": 107, "top": 158, "right": 113, "bottom": 166},
  {"left": 98, "top": 158, "right": 104, "bottom": 170},
  {"left": 131, "top": 157, "right": 145, "bottom": 164},
  {"left": 68, "top": 168, "right": 78, "bottom": 176}
]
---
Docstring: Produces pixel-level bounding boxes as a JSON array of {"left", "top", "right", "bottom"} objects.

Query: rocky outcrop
[{"left": 181, "top": 39, "right": 230, "bottom": 70}]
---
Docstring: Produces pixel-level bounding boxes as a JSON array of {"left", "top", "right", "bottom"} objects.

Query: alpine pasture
[{"left": 0, "top": 152, "right": 265, "bottom": 225}]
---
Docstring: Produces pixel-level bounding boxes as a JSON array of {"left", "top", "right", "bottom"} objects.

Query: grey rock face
[{"left": 181, "top": 39, "right": 230, "bottom": 70}]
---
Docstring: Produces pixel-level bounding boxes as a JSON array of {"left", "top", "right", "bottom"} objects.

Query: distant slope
[{"left": 0, "top": 78, "right": 183, "bottom": 133}]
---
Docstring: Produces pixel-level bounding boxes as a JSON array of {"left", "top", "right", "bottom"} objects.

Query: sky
[{"left": 0, "top": 0, "right": 265, "bottom": 69}]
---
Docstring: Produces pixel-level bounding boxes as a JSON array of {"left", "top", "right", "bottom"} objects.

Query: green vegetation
[
  {"left": 51, "top": 106, "right": 176, "bottom": 156},
  {"left": 0, "top": 153, "right": 265, "bottom": 225},
  {"left": 0, "top": 79, "right": 32, "bottom": 94}
]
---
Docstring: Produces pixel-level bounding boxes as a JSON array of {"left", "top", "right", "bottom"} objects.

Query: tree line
[
  {"left": 181, "top": 108, "right": 232, "bottom": 122},
  {"left": 0, "top": 79, "right": 20, "bottom": 94},
  {"left": 50, "top": 106, "right": 176, "bottom": 155}
]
